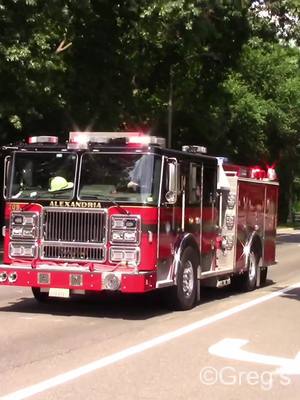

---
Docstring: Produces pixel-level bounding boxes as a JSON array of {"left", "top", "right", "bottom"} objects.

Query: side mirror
[
  {"left": 3, "top": 155, "right": 11, "bottom": 199},
  {"left": 165, "top": 158, "right": 178, "bottom": 204}
]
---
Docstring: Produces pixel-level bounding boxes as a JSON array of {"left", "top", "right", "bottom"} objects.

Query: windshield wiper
[{"left": 80, "top": 194, "right": 130, "bottom": 215}]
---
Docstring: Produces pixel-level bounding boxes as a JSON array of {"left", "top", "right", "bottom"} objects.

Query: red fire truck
[{"left": 0, "top": 132, "right": 278, "bottom": 310}]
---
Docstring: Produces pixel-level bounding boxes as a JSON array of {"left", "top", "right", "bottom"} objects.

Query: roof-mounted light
[
  {"left": 28, "top": 136, "right": 58, "bottom": 144},
  {"left": 127, "top": 135, "right": 165, "bottom": 147},
  {"left": 249, "top": 166, "right": 266, "bottom": 180},
  {"left": 68, "top": 131, "right": 166, "bottom": 149},
  {"left": 266, "top": 164, "right": 277, "bottom": 181},
  {"left": 182, "top": 145, "right": 207, "bottom": 154}
]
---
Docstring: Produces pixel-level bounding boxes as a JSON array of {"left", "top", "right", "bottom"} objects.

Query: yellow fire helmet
[{"left": 49, "top": 176, "right": 74, "bottom": 192}]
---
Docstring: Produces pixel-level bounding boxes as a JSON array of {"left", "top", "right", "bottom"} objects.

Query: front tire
[
  {"left": 169, "top": 247, "right": 198, "bottom": 310},
  {"left": 32, "top": 287, "right": 49, "bottom": 303},
  {"left": 240, "top": 251, "right": 258, "bottom": 291}
]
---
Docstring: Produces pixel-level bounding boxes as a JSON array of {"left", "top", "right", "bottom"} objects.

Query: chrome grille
[
  {"left": 41, "top": 244, "right": 105, "bottom": 262},
  {"left": 43, "top": 208, "right": 106, "bottom": 243}
]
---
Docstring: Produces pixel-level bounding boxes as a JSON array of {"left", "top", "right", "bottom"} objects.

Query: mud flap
[
  {"left": 197, "top": 265, "right": 201, "bottom": 302},
  {"left": 197, "top": 279, "right": 201, "bottom": 302},
  {"left": 256, "top": 267, "right": 261, "bottom": 287}
]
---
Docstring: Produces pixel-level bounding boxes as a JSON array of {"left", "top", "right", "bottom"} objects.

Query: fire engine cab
[{"left": 0, "top": 132, "right": 278, "bottom": 310}]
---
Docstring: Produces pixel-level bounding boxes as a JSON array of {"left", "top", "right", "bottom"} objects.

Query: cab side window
[
  {"left": 189, "top": 163, "right": 202, "bottom": 205},
  {"left": 202, "top": 166, "right": 216, "bottom": 207}
]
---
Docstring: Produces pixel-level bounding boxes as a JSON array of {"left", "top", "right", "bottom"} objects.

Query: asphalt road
[{"left": 0, "top": 230, "right": 300, "bottom": 400}]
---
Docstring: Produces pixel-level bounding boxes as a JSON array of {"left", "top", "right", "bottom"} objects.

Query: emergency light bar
[
  {"left": 182, "top": 145, "right": 207, "bottom": 154},
  {"left": 28, "top": 136, "right": 58, "bottom": 144},
  {"left": 68, "top": 132, "right": 166, "bottom": 148}
]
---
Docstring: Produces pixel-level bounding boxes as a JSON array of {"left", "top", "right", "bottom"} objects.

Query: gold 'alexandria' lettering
[{"left": 49, "top": 201, "right": 101, "bottom": 208}]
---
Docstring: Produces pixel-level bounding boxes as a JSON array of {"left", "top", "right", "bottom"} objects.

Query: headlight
[
  {"left": 12, "top": 215, "right": 24, "bottom": 225},
  {"left": 11, "top": 226, "right": 37, "bottom": 239},
  {"left": 9, "top": 243, "right": 37, "bottom": 258},
  {"left": 10, "top": 212, "right": 39, "bottom": 240},
  {"left": 111, "top": 216, "right": 139, "bottom": 230},
  {"left": 109, "top": 247, "right": 140, "bottom": 264},
  {"left": 11, "top": 226, "right": 23, "bottom": 238},
  {"left": 110, "top": 215, "right": 140, "bottom": 244},
  {"left": 123, "top": 231, "right": 137, "bottom": 241},
  {"left": 124, "top": 219, "right": 138, "bottom": 229},
  {"left": 111, "top": 231, "right": 138, "bottom": 243}
]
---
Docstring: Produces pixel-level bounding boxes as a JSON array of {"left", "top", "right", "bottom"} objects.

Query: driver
[{"left": 127, "top": 155, "right": 152, "bottom": 191}]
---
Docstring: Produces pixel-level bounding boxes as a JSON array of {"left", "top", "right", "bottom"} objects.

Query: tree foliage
[
  {"left": 223, "top": 38, "right": 300, "bottom": 161},
  {"left": 0, "top": 0, "right": 70, "bottom": 140},
  {"left": 0, "top": 0, "right": 300, "bottom": 220}
]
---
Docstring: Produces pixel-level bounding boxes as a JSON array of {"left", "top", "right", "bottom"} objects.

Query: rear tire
[
  {"left": 168, "top": 247, "right": 198, "bottom": 310},
  {"left": 32, "top": 287, "right": 49, "bottom": 303}
]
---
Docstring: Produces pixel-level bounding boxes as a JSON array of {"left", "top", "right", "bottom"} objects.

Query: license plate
[{"left": 49, "top": 288, "right": 70, "bottom": 298}]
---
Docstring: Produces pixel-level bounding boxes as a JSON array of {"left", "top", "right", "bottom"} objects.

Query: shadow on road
[
  {"left": 0, "top": 278, "right": 276, "bottom": 320},
  {"left": 276, "top": 233, "right": 300, "bottom": 245},
  {"left": 255, "top": 284, "right": 300, "bottom": 302},
  {"left": 280, "top": 286, "right": 300, "bottom": 301},
  {"left": 0, "top": 290, "right": 170, "bottom": 320}
]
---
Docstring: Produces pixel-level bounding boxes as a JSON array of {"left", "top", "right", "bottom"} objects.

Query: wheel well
[
  {"left": 177, "top": 236, "right": 200, "bottom": 263},
  {"left": 173, "top": 234, "right": 200, "bottom": 280}
]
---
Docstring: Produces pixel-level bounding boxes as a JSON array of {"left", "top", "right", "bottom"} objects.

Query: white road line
[
  {"left": 19, "top": 317, "right": 64, "bottom": 323},
  {"left": 1, "top": 282, "right": 300, "bottom": 400},
  {"left": 209, "top": 338, "right": 300, "bottom": 374}
]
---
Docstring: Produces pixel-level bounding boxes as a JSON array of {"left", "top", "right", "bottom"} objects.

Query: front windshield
[
  {"left": 9, "top": 152, "right": 77, "bottom": 200},
  {"left": 79, "top": 153, "right": 162, "bottom": 204}
]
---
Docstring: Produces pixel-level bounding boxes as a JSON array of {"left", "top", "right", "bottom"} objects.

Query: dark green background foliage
[{"left": 0, "top": 0, "right": 299, "bottom": 221}]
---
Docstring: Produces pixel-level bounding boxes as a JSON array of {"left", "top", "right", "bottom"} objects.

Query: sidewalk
[{"left": 277, "top": 226, "right": 300, "bottom": 234}]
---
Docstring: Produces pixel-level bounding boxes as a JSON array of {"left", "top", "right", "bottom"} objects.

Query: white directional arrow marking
[{"left": 209, "top": 338, "right": 300, "bottom": 375}]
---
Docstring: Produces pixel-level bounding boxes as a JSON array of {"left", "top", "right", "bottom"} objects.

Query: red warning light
[{"left": 249, "top": 166, "right": 266, "bottom": 180}]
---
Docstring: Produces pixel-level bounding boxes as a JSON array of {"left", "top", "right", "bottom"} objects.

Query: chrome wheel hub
[
  {"left": 248, "top": 255, "right": 256, "bottom": 280},
  {"left": 182, "top": 261, "right": 194, "bottom": 298}
]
